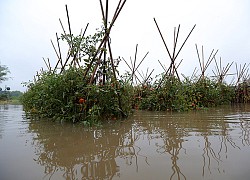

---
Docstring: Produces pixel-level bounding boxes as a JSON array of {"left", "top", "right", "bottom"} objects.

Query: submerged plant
[
  {"left": 21, "top": 66, "right": 133, "bottom": 125},
  {"left": 131, "top": 74, "right": 235, "bottom": 112}
]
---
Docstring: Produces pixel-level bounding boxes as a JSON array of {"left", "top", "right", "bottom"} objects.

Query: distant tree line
[
  {"left": 0, "top": 90, "right": 23, "bottom": 101},
  {"left": 0, "top": 64, "right": 23, "bottom": 101}
]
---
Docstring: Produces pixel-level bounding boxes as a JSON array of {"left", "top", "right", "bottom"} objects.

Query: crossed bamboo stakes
[
  {"left": 153, "top": 18, "right": 196, "bottom": 88},
  {"left": 38, "top": 2, "right": 249, "bottom": 103},
  {"left": 42, "top": 1, "right": 127, "bottom": 86}
]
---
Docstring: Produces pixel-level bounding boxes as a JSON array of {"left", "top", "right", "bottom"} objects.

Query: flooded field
[{"left": 0, "top": 104, "right": 250, "bottom": 180}]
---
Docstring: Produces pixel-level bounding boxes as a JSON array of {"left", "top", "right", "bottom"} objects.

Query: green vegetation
[
  {"left": 0, "top": 64, "right": 9, "bottom": 83},
  {"left": 21, "top": 26, "right": 134, "bottom": 125},
  {"left": 19, "top": 23, "right": 241, "bottom": 124},
  {"left": 0, "top": 90, "right": 23, "bottom": 104},
  {"left": 133, "top": 75, "right": 235, "bottom": 112},
  {"left": 21, "top": 65, "right": 236, "bottom": 125},
  {"left": 0, "top": 64, "right": 18, "bottom": 104},
  {"left": 20, "top": 3, "right": 248, "bottom": 125},
  {"left": 21, "top": 67, "right": 133, "bottom": 125}
]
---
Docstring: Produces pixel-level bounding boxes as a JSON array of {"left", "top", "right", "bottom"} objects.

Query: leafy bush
[
  {"left": 21, "top": 66, "right": 133, "bottom": 125},
  {"left": 132, "top": 75, "right": 235, "bottom": 112}
]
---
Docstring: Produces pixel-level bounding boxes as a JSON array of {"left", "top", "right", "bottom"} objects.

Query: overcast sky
[{"left": 0, "top": 0, "right": 250, "bottom": 91}]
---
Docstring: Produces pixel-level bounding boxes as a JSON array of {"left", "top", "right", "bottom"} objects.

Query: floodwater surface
[{"left": 1, "top": 104, "right": 250, "bottom": 180}]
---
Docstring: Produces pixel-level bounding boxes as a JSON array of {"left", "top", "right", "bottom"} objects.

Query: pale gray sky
[{"left": 1, "top": 0, "right": 250, "bottom": 91}]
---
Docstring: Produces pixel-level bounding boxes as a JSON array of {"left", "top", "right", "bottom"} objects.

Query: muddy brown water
[{"left": 1, "top": 105, "right": 250, "bottom": 180}]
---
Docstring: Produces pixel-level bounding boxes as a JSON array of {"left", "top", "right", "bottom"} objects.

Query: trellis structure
[
  {"left": 195, "top": 44, "right": 218, "bottom": 81},
  {"left": 234, "top": 63, "right": 250, "bottom": 103},
  {"left": 212, "top": 57, "right": 234, "bottom": 84},
  {"left": 122, "top": 44, "right": 150, "bottom": 85},
  {"left": 42, "top": 1, "right": 127, "bottom": 86},
  {"left": 153, "top": 18, "right": 196, "bottom": 87}
]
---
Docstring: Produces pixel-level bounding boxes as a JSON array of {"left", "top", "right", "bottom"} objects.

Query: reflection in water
[
  {"left": 134, "top": 113, "right": 187, "bottom": 180},
  {"left": 4, "top": 104, "right": 249, "bottom": 179},
  {"left": 0, "top": 106, "right": 7, "bottom": 139},
  {"left": 29, "top": 122, "right": 126, "bottom": 179},
  {"left": 0, "top": 105, "right": 19, "bottom": 139}
]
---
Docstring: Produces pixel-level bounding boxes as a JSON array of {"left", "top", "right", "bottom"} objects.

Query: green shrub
[
  {"left": 132, "top": 75, "right": 234, "bottom": 112},
  {"left": 21, "top": 66, "right": 133, "bottom": 125}
]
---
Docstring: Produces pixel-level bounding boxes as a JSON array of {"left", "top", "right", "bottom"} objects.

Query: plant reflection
[
  {"left": 153, "top": 123, "right": 186, "bottom": 180},
  {"left": 29, "top": 120, "right": 136, "bottom": 179},
  {"left": 0, "top": 105, "right": 5, "bottom": 139},
  {"left": 0, "top": 105, "right": 20, "bottom": 139},
  {"left": 28, "top": 105, "right": 250, "bottom": 180}
]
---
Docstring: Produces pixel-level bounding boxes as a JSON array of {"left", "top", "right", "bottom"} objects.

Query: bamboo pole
[
  {"left": 122, "top": 44, "right": 149, "bottom": 85},
  {"left": 154, "top": 18, "right": 195, "bottom": 81},
  {"left": 122, "top": 57, "right": 142, "bottom": 84},
  {"left": 59, "top": 23, "right": 89, "bottom": 73},
  {"left": 43, "top": 57, "right": 50, "bottom": 71},
  {"left": 83, "top": 1, "right": 127, "bottom": 81},
  {"left": 174, "top": 24, "right": 196, "bottom": 60},
  {"left": 131, "top": 44, "right": 138, "bottom": 84},
  {"left": 196, "top": 44, "right": 218, "bottom": 81},
  {"left": 56, "top": 33, "right": 63, "bottom": 67},
  {"left": 65, "top": 5, "right": 73, "bottom": 48},
  {"left": 153, "top": 18, "right": 172, "bottom": 61}
]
